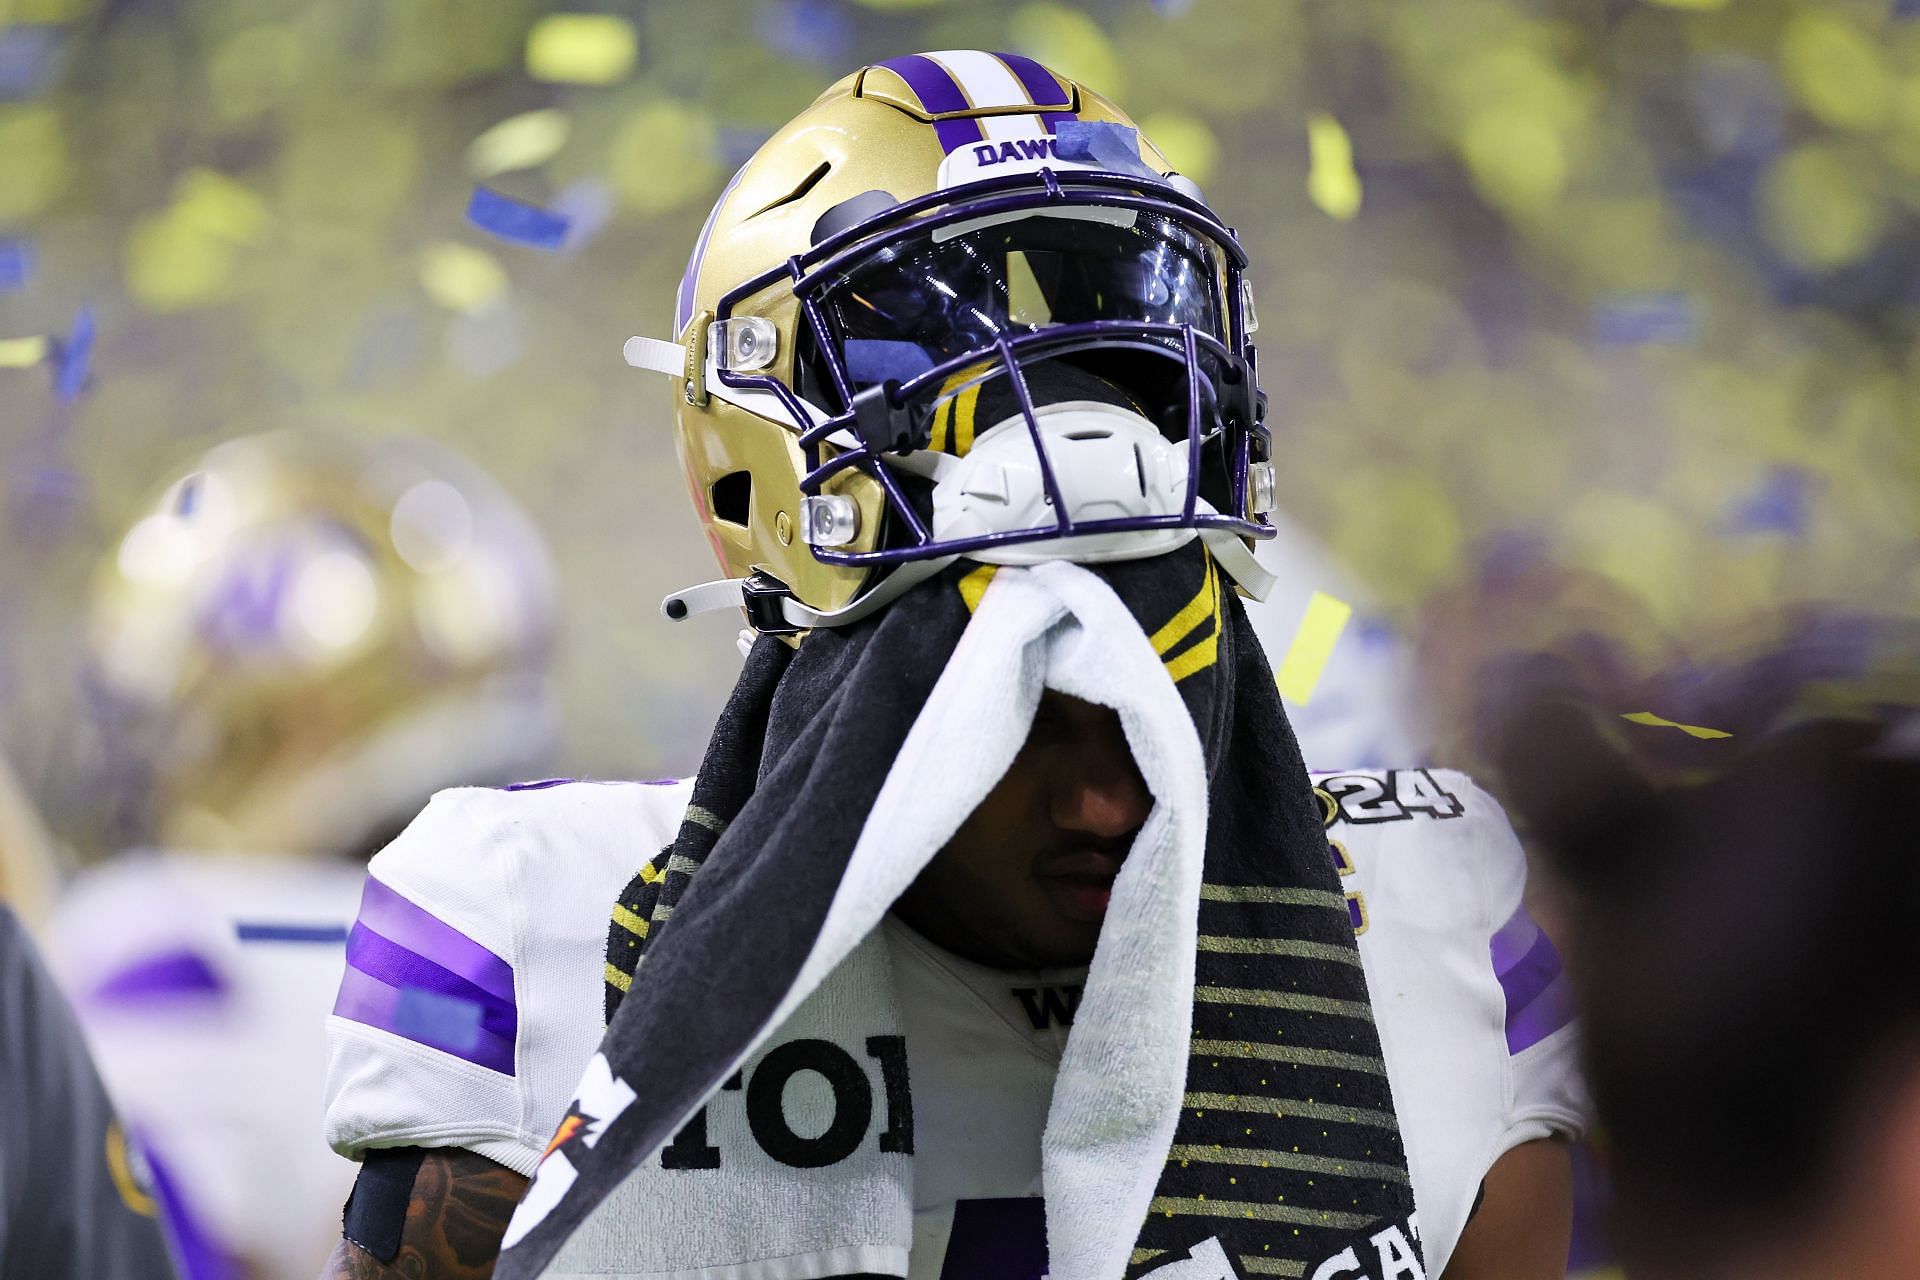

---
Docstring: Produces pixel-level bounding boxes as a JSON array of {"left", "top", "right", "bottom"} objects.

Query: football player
[
  {"left": 43, "top": 430, "right": 557, "bottom": 1280},
  {"left": 320, "top": 53, "right": 1584, "bottom": 1280},
  {"left": 1506, "top": 712, "right": 1920, "bottom": 1280}
]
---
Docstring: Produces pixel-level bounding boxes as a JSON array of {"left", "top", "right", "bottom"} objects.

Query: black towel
[{"left": 499, "top": 544, "right": 1419, "bottom": 1279}]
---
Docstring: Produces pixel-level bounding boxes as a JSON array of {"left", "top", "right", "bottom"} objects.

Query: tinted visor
[{"left": 813, "top": 208, "right": 1226, "bottom": 392}]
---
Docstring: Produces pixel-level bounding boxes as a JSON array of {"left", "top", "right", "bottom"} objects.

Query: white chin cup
[{"left": 931, "top": 400, "right": 1197, "bottom": 565}]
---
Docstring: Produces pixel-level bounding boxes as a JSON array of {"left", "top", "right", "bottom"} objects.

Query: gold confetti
[
  {"left": 1306, "top": 114, "right": 1362, "bottom": 221},
  {"left": 1275, "top": 591, "right": 1353, "bottom": 706},
  {"left": 525, "top": 14, "right": 637, "bottom": 86},
  {"left": 418, "top": 241, "right": 508, "bottom": 314},
  {"left": 1620, "top": 711, "right": 1732, "bottom": 740},
  {"left": 466, "top": 109, "right": 572, "bottom": 179},
  {"left": 0, "top": 336, "right": 50, "bottom": 368},
  {"left": 172, "top": 168, "right": 271, "bottom": 244}
]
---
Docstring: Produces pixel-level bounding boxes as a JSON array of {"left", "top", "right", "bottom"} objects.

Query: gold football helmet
[
  {"left": 626, "top": 52, "right": 1277, "bottom": 636},
  {"left": 79, "top": 430, "right": 557, "bottom": 859}
]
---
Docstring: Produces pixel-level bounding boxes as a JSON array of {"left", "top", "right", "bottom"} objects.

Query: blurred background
[{"left": 3, "top": 0, "right": 1919, "bottom": 816}]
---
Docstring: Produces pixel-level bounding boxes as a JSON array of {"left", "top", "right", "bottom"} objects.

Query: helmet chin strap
[
  {"left": 661, "top": 555, "right": 960, "bottom": 633},
  {"left": 660, "top": 524, "right": 1270, "bottom": 639}
]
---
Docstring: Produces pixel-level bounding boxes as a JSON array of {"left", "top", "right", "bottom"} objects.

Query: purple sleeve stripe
[
  {"left": 88, "top": 948, "right": 226, "bottom": 1005},
  {"left": 1489, "top": 903, "right": 1542, "bottom": 977},
  {"left": 993, "top": 52, "right": 1073, "bottom": 107},
  {"left": 1506, "top": 969, "right": 1576, "bottom": 1055},
  {"left": 143, "top": 1140, "right": 242, "bottom": 1280},
  {"left": 877, "top": 54, "right": 971, "bottom": 115},
  {"left": 333, "top": 965, "right": 517, "bottom": 1076},
  {"left": 353, "top": 877, "right": 514, "bottom": 1004},
  {"left": 1494, "top": 927, "right": 1564, "bottom": 1022},
  {"left": 343, "top": 924, "right": 518, "bottom": 1043}
]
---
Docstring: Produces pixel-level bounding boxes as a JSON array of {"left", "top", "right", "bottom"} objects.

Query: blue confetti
[
  {"left": 1054, "top": 120, "right": 1161, "bottom": 181},
  {"left": 234, "top": 922, "right": 351, "bottom": 944},
  {"left": 0, "top": 25, "right": 64, "bottom": 101},
  {"left": 0, "top": 239, "right": 31, "bottom": 293},
  {"left": 1151, "top": 0, "right": 1196, "bottom": 12},
  {"left": 466, "top": 186, "right": 571, "bottom": 249},
  {"left": 1725, "top": 465, "right": 1812, "bottom": 536},
  {"left": 551, "top": 178, "right": 615, "bottom": 251},
  {"left": 52, "top": 305, "right": 93, "bottom": 402},
  {"left": 755, "top": 0, "right": 855, "bottom": 66},
  {"left": 1591, "top": 293, "right": 1697, "bottom": 347},
  {"left": 392, "top": 987, "right": 485, "bottom": 1054}
]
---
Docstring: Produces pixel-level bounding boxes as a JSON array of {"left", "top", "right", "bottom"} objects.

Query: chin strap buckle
[
  {"left": 740, "top": 573, "right": 805, "bottom": 636},
  {"left": 848, "top": 380, "right": 924, "bottom": 454}
]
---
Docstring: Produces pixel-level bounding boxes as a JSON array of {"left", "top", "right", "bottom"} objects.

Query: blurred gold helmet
[
  {"left": 627, "top": 52, "right": 1275, "bottom": 637},
  {"left": 82, "top": 430, "right": 557, "bottom": 859}
]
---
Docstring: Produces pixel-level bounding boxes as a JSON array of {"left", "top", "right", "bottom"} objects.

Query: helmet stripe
[
  {"left": 875, "top": 54, "right": 990, "bottom": 154},
  {"left": 876, "top": 54, "right": 970, "bottom": 114},
  {"left": 925, "top": 49, "right": 1031, "bottom": 109},
  {"left": 932, "top": 115, "right": 988, "bottom": 154},
  {"left": 676, "top": 163, "right": 747, "bottom": 334},
  {"left": 992, "top": 51, "right": 1073, "bottom": 107}
]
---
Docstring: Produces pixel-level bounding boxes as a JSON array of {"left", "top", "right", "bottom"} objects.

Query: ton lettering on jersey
[{"left": 658, "top": 1035, "right": 914, "bottom": 1172}]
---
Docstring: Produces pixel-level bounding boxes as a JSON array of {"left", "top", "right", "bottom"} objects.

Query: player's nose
[{"left": 1052, "top": 710, "right": 1152, "bottom": 842}]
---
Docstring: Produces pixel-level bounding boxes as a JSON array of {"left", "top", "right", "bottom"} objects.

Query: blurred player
[
  {"left": 0, "top": 902, "right": 179, "bottom": 1277},
  {"left": 1497, "top": 700, "right": 1920, "bottom": 1280},
  {"left": 319, "top": 52, "right": 1583, "bottom": 1280},
  {"left": 44, "top": 430, "right": 557, "bottom": 1280},
  {"left": 0, "top": 750, "right": 177, "bottom": 1277}
]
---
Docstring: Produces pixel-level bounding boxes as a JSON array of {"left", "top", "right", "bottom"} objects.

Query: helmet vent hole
[
  {"left": 1062, "top": 428, "right": 1113, "bottom": 441},
  {"left": 749, "top": 162, "right": 832, "bottom": 219},
  {"left": 711, "top": 471, "right": 753, "bottom": 527}
]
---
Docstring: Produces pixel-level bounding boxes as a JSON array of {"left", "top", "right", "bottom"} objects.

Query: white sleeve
[
  {"left": 323, "top": 787, "right": 540, "bottom": 1173},
  {"left": 324, "top": 779, "right": 694, "bottom": 1176},
  {"left": 1461, "top": 774, "right": 1591, "bottom": 1151}
]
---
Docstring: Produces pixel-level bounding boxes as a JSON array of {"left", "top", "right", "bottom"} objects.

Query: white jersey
[
  {"left": 325, "top": 771, "right": 1584, "bottom": 1276},
  {"left": 46, "top": 850, "right": 367, "bottom": 1280},
  {"left": 1316, "top": 768, "right": 1588, "bottom": 1273}
]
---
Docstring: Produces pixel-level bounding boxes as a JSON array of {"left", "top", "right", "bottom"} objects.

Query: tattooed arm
[{"left": 320, "top": 1148, "right": 528, "bottom": 1280}]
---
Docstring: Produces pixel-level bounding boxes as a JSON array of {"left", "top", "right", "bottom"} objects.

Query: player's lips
[{"left": 1035, "top": 850, "right": 1126, "bottom": 924}]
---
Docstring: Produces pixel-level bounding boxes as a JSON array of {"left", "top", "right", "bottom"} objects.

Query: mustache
[{"left": 1033, "top": 836, "right": 1136, "bottom": 878}]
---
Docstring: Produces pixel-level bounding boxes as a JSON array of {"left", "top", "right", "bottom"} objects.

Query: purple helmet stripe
[
  {"left": 350, "top": 876, "right": 514, "bottom": 1004},
  {"left": 934, "top": 115, "right": 988, "bottom": 153},
  {"left": 1039, "top": 110, "right": 1078, "bottom": 134},
  {"left": 676, "top": 164, "right": 747, "bottom": 334},
  {"left": 877, "top": 53, "right": 971, "bottom": 115},
  {"left": 875, "top": 56, "right": 988, "bottom": 154},
  {"left": 992, "top": 52, "right": 1072, "bottom": 107}
]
